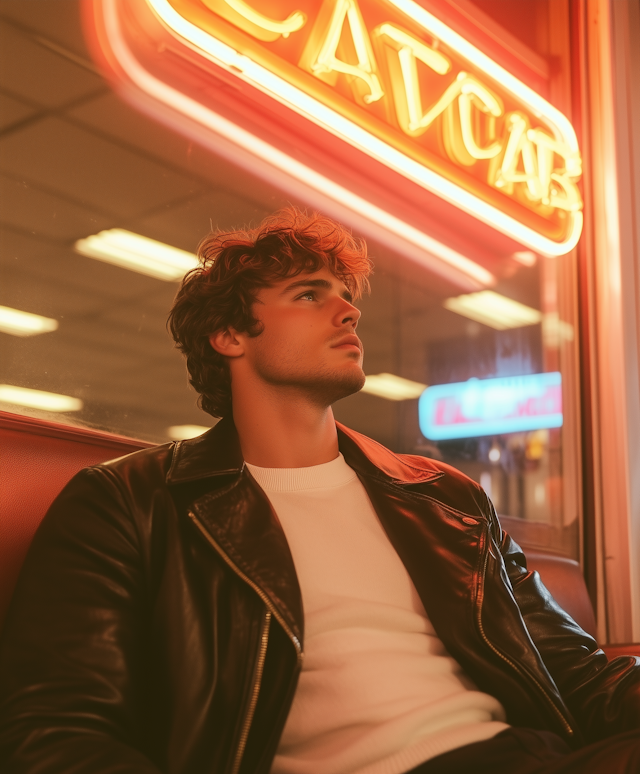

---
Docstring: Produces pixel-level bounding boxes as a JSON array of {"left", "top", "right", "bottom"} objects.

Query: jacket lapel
[
  {"left": 336, "top": 422, "right": 484, "bottom": 645},
  {"left": 167, "top": 417, "right": 304, "bottom": 648},
  {"left": 336, "top": 424, "right": 564, "bottom": 692}
]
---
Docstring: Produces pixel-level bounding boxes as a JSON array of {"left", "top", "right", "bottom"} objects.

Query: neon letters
[
  {"left": 124, "top": 0, "right": 585, "bottom": 254},
  {"left": 419, "top": 372, "right": 563, "bottom": 440}
]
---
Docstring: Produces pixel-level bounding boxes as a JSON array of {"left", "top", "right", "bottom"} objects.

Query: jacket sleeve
[
  {"left": 0, "top": 467, "right": 163, "bottom": 774},
  {"left": 484, "top": 494, "right": 640, "bottom": 741}
]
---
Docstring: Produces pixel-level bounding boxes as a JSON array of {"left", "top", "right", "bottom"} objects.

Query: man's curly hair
[{"left": 167, "top": 207, "right": 373, "bottom": 419}]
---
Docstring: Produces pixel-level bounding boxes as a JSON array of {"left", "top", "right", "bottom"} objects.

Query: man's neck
[{"left": 232, "top": 385, "right": 339, "bottom": 469}]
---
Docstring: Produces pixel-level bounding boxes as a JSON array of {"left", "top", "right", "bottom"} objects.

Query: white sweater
[{"left": 245, "top": 454, "right": 508, "bottom": 774}]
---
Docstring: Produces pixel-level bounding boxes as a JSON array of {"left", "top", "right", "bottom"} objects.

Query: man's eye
[{"left": 298, "top": 291, "right": 316, "bottom": 301}]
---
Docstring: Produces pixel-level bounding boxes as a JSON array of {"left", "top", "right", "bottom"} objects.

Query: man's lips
[{"left": 331, "top": 335, "right": 362, "bottom": 353}]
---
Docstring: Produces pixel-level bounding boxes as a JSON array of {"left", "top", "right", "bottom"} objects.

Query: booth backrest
[
  {"left": 2, "top": 411, "right": 638, "bottom": 658},
  {"left": 0, "top": 412, "right": 151, "bottom": 626}
]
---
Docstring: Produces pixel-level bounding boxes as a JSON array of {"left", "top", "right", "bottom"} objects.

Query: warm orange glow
[
  {"left": 203, "top": 0, "right": 306, "bottom": 42},
  {"left": 91, "top": 0, "right": 584, "bottom": 257}
]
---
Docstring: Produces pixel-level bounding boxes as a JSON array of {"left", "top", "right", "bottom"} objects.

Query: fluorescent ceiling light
[
  {"left": 75, "top": 229, "right": 199, "bottom": 281},
  {"left": 444, "top": 291, "right": 542, "bottom": 330},
  {"left": 361, "top": 373, "right": 427, "bottom": 401},
  {"left": 0, "top": 385, "right": 83, "bottom": 412},
  {"left": 167, "top": 424, "right": 213, "bottom": 440},
  {"left": 0, "top": 306, "right": 58, "bottom": 337}
]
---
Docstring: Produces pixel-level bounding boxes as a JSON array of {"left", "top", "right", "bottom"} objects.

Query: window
[{"left": 0, "top": 0, "right": 581, "bottom": 559}]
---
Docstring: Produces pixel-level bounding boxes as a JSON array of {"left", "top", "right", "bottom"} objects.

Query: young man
[{"left": 0, "top": 209, "right": 638, "bottom": 774}]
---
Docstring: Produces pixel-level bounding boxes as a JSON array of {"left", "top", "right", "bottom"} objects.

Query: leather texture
[
  {"left": 0, "top": 416, "right": 639, "bottom": 774},
  {"left": 524, "top": 552, "right": 597, "bottom": 638}
]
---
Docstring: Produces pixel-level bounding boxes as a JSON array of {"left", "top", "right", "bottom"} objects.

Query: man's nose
[{"left": 338, "top": 299, "right": 361, "bottom": 328}]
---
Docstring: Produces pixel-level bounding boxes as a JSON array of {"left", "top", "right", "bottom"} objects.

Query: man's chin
[{"left": 324, "top": 368, "right": 366, "bottom": 405}]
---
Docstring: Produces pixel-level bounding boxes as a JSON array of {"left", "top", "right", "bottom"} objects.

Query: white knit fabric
[{"left": 245, "top": 454, "right": 508, "bottom": 774}]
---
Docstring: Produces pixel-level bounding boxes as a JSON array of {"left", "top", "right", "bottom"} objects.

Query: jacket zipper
[
  {"left": 187, "top": 511, "right": 303, "bottom": 772},
  {"left": 476, "top": 538, "right": 575, "bottom": 738},
  {"left": 230, "top": 609, "right": 271, "bottom": 774}
]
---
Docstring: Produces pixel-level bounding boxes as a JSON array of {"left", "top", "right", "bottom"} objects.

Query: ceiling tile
[
  {"left": 52, "top": 313, "right": 172, "bottom": 358},
  {"left": 1, "top": 334, "right": 140, "bottom": 390},
  {"left": 0, "top": 89, "right": 37, "bottom": 130},
  {"left": 94, "top": 311, "right": 174, "bottom": 348},
  {"left": 97, "top": 290, "right": 179, "bottom": 327},
  {"left": 185, "top": 143, "right": 291, "bottom": 211},
  {"left": 135, "top": 190, "right": 270, "bottom": 253},
  {"left": 0, "top": 173, "right": 112, "bottom": 240},
  {"left": 93, "top": 361, "right": 191, "bottom": 399},
  {"left": 0, "top": 117, "right": 202, "bottom": 218},
  {"left": 1, "top": 264, "right": 118, "bottom": 320},
  {"left": 0, "top": 19, "right": 103, "bottom": 108},
  {"left": 69, "top": 92, "right": 291, "bottom": 210},
  {"left": 0, "top": 0, "right": 91, "bottom": 58},
  {"left": 70, "top": 92, "right": 197, "bottom": 171}
]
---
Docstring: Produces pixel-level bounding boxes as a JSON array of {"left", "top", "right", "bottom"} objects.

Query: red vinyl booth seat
[
  {"left": 1, "top": 410, "right": 639, "bottom": 662},
  {"left": 0, "top": 411, "right": 151, "bottom": 625}
]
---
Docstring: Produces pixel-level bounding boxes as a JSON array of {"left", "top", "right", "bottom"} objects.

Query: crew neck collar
[{"left": 245, "top": 453, "right": 356, "bottom": 492}]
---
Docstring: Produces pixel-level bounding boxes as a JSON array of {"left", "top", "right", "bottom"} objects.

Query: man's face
[{"left": 238, "top": 266, "right": 365, "bottom": 407}]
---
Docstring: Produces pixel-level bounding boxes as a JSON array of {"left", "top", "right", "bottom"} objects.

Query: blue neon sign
[{"left": 418, "top": 372, "right": 563, "bottom": 441}]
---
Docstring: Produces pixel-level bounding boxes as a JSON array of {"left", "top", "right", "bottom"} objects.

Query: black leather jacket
[{"left": 1, "top": 418, "right": 639, "bottom": 774}]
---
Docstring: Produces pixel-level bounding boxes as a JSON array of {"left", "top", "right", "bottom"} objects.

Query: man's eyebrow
[{"left": 279, "top": 278, "right": 353, "bottom": 303}]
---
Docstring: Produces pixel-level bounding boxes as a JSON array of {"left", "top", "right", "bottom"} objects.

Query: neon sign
[
  {"left": 418, "top": 372, "right": 563, "bottom": 440},
  {"left": 87, "top": 0, "right": 583, "bottom": 264}
]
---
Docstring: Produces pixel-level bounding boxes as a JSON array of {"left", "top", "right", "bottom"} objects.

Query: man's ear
[{"left": 209, "top": 328, "right": 245, "bottom": 358}]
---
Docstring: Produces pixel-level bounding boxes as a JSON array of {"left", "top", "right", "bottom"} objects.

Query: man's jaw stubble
[{"left": 254, "top": 351, "right": 366, "bottom": 408}]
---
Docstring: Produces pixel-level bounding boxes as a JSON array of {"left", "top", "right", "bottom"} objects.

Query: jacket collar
[
  {"left": 166, "top": 415, "right": 444, "bottom": 486},
  {"left": 167, "top": 415, "right": 243, "bottom": 484}
]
